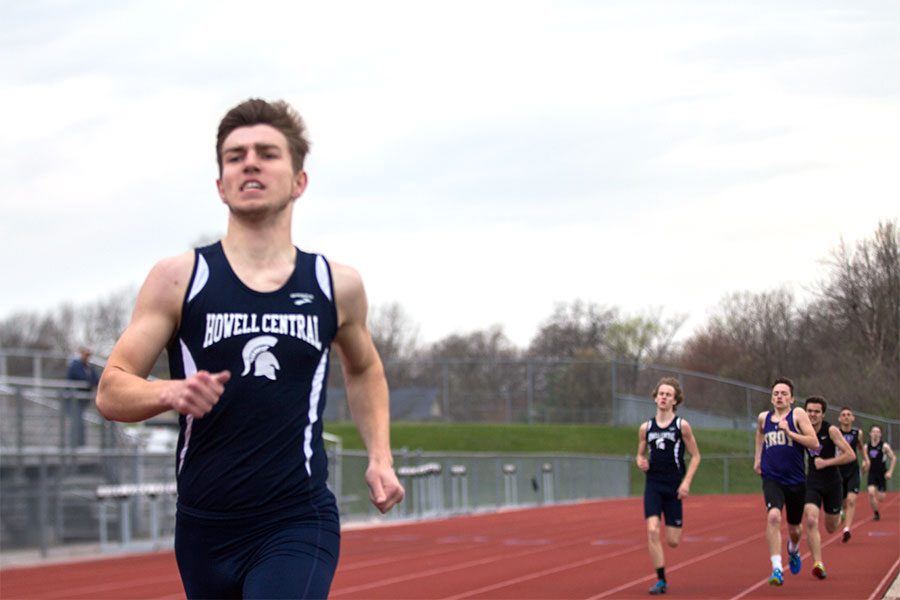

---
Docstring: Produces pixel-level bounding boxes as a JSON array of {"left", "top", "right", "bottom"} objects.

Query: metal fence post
[
  {"left": 134, "top": 447, "right": 145, "bottom": 535},
  {"left": 506, "top": 383, "right": 512, "bottom": 424},
  {"left": 54, "top": 450, "right": 65, "bottom": 545},
  {"left": 450, "top": 465, "right": 468, "bottom": 513},
  {"left": 526, "top": 361, "right": 534, "bottom": 425},
  {"left": 120, "top": 499, "right": 131, "bottom": 546},
  {"left": 502, "top": 463, "right": 517, "bottom": 506},
  {"left": 541, "top": 463, "right": 554, "bottom": 504},
  {"left": 149, "top": 494, "right": 160, "bottom": 548},
  {"left": 611, "top": 360, "right": 618, "bottom": 425},
  {"left": 723, "top": 456, "right": 730, "bottom": 494},
  {"left": 38, "top": 452, "right": 49, "bottom": 557},
  {"left": 427, "top": 463, "right": 443, "bottom": 516},
  {"left": 99, "top": 500, "right": 110, "bottom": 551},
  {"left": 746, "top": 389, "right": 754, "bottom": 453},
  {"left": 399, "top": 469, "right": 412, "bottom": 518},
  {"left": 59, "top": 390, "right": 68, "bottom": 449},
  {"left": 442, "top": 363, "right": 450, "bottom": 421},
  {"left": 15, "top": 389, "right": 25, "bottom": 453},
  {"left": 34, "top": 353, "right": 43, "bottom": 381}
]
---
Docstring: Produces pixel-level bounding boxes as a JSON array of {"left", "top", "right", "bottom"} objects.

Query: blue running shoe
[
  {"left": 648, "top": 579, "right": 667, "bottom": 595},
  {"left": 788, "top": 549, "right": 801, "bottom": 575},
  {"left": 768, "top": 568, "right": 784, "bottom": 586}
]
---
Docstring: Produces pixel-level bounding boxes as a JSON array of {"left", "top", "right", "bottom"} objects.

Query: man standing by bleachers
[{"left": 65, "top": 346, "right": 99, "bottom": 447}]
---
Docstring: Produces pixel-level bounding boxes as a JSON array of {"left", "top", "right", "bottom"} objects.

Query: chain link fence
[
  {"left": 2, "top": 348, "right": 897, "bottom": 558},
  {"left": 336, "top": 357, "right": 898, "bottom": 444}
]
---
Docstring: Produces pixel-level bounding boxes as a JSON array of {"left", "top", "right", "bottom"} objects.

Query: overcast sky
[{"left": 2, "top": 0, "right": 899, "bottom": 347}]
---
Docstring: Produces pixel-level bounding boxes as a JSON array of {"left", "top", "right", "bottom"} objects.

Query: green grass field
[
  {"left": 326, "top": 421, "right": 754, "bottom": 454},
  {"left": 326, "top": 422, "right": 762, "bottom": 495}
]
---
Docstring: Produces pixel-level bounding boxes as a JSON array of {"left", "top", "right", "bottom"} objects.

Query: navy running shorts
[
  {"left": 644, "top": 478, "right": 683, "bottom": 527},
  {"left": 175, "top": 488, "right": 340, "bottom": 599}
]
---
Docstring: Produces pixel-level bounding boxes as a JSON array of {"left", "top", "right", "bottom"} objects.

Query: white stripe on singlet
[
  {"left": 177, "top": 339, "right": 198, "bottom": 476},
  {"left": 187, "top": 253, "right": 209, "bottom": 303},
  {"left": 673, "top": 417, "right": 683, "bottom": 471},
  {"left": 315, "top": 255, "right": 332, "bottom": 301},
  {"left": 303, "top": 348, "right": 329, "bottom": 476}
]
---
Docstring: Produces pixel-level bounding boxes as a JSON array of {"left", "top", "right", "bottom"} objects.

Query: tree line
[{"left": 2, "top": 220, "right": 896, "bottom": 419}]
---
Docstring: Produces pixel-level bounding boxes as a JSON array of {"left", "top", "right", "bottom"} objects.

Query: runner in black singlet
[
  {"left": 801, "top": 397, "right": 855, "bottom": 580},
  {"left": 837, "top": 406, "right": 867, "bottom": 542},
  {"left": 863, "top": 426, "right": 896, "bottom": 521}
]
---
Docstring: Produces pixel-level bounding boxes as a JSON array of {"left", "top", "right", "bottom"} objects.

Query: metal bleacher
[{"left": 0, "top": 348, "right": 175, "bottom": 556}]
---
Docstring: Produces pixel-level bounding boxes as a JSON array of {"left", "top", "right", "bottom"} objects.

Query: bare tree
[
  {"left": 427, "top": 326, "right": 520, "bottom": 421},
  {"left": 0, "top": 288, "right": 135, "bottom": 355},
  {"left": 808, "top": 220, "right": 900, "bottom": 414},
  {"left": 677, "top": 221, "right": 899, "bottom": 417},
  {"left": 816, "top": 221, "right": 899, "bottom": 370},
  {"left": 678, "top": 288, "right": 804, "bottom": 387},
  {"left": 527, "top": 300, "right": 617, "bottom": 358},
  {"left": 367, "top": 302, "right": 423, "bottom": 389},
  {"left": 0, "top": 310, "right": 70, "bottom": 352},
  {"left": 604, "top": 309, "right": 687, "bottom": 365},
  {"left": 369, "top": 302, "right": 421, "bottom": 363}
]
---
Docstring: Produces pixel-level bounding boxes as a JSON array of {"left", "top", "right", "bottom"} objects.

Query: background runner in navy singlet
[{"left": 636, "top": 377, "right": 701, "bottom": 595}]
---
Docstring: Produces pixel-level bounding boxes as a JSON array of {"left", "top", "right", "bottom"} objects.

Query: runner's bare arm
[
  {"left": 785, "top": 408, "right": 820, "bottom": 449},
  {"left": 678, "top": 420, "right": 701, "bottom": 498},
  {"left": 825, "top": 425, "right": 857, "bottom": 468},
  {"left": 96, "top": 252, "right": 230, "bottom": 422},
  {"left": 636, "top": 422, "right": 649, "bottom": 472},
  {"left": 886, "top": 444, "right": 897, "bottom": 479},
  {"left": 753, "top": 412, "right": 766, "bottom": 474},
  {"left": 332, "top": 262, "right": 404, "bottom": 513}
]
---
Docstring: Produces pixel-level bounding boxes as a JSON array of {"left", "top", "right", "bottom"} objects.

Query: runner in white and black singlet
[
  {"left": 801, "top": 397, "right": 855, "bottom": 580},
  {"left": 636, "top": 377, "right": 701, "bottom": 596},
  {"left": 837, "top": 406, "right": 867, "bottom": 542},
  {"left": 753, "top": 377, "right": 819, "bottom": 587},
  {"left": 97, "top": 99, "right": 404, "bottom": 599},
  {"left": 863, "top": 425, "right": 897, "bottom": 521}
]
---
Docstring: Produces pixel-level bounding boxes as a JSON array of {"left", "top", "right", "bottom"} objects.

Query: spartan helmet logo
[{"left": 241, "top": 335, "right": 281, "bottom": 381}]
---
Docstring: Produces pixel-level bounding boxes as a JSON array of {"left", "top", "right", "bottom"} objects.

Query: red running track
[{"left": 1, "top": 493, "right": 897, "bottom": 599}]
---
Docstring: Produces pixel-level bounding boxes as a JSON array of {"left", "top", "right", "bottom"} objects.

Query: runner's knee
[{"left": 666, "top": 530, "right": 681, "bottom": 548}]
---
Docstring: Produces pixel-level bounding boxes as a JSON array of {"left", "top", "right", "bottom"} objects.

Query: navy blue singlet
[
  {"left": 167, "top": 242, "right": 338, "bottom": 515},
  {"left": 760, "top": 409, "right": 806, "bottom": 486},
  {"left": 645, "top": 416, "right": 685, "bottom": 483}
]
